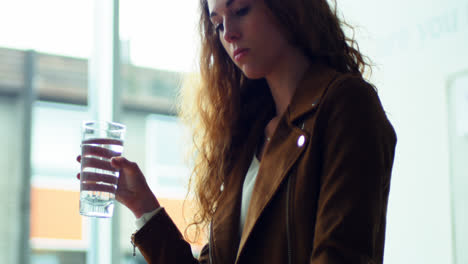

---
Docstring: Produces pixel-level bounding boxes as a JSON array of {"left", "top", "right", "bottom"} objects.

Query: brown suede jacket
[{"left": 132, "top": 62, "right": 397, "bottom": 264}]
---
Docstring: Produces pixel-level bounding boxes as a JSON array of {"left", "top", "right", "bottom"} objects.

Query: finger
[
  {"left": 81, "top": 172, "right": 118, "bottom": 185},
  {"left": 81, "top": 157, "right": 118, "bottom": 172},
  {"left": 82, "top": 138, "right": 123, "bottom": 146},
  {"left": 82, "top": 145, "right": 121, "bottom": 159},
  {"left": 77, "top": 155, "right": 81, "bottom": 163},
  {"left": 77, "top": 172, "right": 81, "bottom": 180},
  {"left": 81, "top": 182, "right": 116, "bottom": 193}
]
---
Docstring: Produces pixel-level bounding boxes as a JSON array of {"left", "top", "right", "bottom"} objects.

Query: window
[
  {"left": 145, "top": 114, "right": 190, "bottom": 199},
  {"left": 30, "top": 102, "right": 89, "bottom": 262}
]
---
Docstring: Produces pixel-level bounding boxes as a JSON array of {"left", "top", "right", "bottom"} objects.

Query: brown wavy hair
[{"left": 179, "top": 0, "right": 371, "bottom": 241}]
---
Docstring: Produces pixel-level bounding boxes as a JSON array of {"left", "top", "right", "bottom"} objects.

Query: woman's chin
[{"left": 240, "top": 67, "right": 266, "bottom": 80}]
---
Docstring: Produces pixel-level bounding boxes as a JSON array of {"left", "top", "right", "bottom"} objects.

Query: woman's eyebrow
[{"left": 210, "top": 0, "right": 236, "bottom": 18}]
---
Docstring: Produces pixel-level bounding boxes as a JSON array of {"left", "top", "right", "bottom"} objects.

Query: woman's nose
[{"left": 223, "top": 19, "right": 241, "bottom": 43}]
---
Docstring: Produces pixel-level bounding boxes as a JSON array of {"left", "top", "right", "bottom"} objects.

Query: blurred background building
[{"left": 0, "top": 0, "right": 467, "bottom": 263}]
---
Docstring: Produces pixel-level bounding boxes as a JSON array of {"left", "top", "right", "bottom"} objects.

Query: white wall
[
  {"left": 447, "top": 75, "right": 468, "bottom": 264},
  {"left": 338, "top": 0, "right": 468, "bottom": 263}
]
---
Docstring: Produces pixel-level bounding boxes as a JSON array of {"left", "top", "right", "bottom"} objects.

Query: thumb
[
  {"left": 110, "top": 156, "right": 129, "bottom": 170},
  {"left": 111, "top": 156, "right": 140, "bottom": 175}
]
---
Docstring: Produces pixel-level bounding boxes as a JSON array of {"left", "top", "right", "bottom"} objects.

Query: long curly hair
[{"left": 179, "top": 0, "right": 371, "bottom": 241}]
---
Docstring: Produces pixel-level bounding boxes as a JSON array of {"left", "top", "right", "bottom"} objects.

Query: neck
[{"left": 265, "top": 47, "right": 310, "bottom": 116}]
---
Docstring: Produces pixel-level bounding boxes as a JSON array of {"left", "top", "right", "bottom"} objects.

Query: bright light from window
[
  {"left": 120, "top": 0, "right": 200, "bottom": 72},
  {"left": 0, "top": 0, "right": 93, "bottom": 58},
  {"left": 0, "top": 0, "right": 200, "bottom": 72}
]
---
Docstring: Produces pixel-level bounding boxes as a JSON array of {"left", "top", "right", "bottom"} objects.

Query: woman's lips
[{"left": 234, "top": 48, "right": 249, "bottom": 62}]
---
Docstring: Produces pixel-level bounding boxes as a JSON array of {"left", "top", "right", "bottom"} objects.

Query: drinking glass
[{"left": 79, "top": 120, "right": 126, "bottom": 218}]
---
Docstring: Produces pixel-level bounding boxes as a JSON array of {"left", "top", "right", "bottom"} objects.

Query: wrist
[{"left": 132, "top": 193, "right": 160, "bottom": 219}]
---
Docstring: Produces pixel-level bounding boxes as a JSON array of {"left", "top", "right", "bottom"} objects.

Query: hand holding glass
[{"left": 79, "top": 120, "right": 126, "bottom": 218}]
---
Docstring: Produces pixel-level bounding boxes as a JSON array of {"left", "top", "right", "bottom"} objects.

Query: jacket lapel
[
  {"left": 235, "top": 62, "right": 338, "bottom": 262},
  {"left": 236, "top": 119, "right": 310, "bottom": 261}
]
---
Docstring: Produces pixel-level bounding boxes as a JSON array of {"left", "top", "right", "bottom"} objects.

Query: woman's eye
[{"left": 235, "top": 6, "right": 250, "bottom": 16}]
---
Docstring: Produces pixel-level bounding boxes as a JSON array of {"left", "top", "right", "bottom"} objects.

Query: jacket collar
[{"left": 287, "top": 62, "right": 339, "bottom": 123}]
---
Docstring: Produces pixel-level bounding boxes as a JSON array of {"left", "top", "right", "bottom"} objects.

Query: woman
[{"left": 79, "top": 0, "right": 397, "bottom": 263}]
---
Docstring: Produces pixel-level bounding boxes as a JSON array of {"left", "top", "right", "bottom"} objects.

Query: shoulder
[
  {"left": 288, "top": 65, "right": 388, "bottom": 129},
  {"left": 316, "top": 72, "right": 397, "bottom": 144},
  {"left": 325, "top": 73, "right": 377, "bottom": 105},
  {"left": 319, "top": 73, "right": 385, "bottom": 119}
]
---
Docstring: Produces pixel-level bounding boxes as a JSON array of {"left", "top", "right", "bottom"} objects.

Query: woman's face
[{"left": 207, "top": 0, "right": 291, "bottom": 79}]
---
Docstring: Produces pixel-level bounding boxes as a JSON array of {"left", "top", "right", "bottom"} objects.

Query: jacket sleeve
[
  {"left": 310, "top": 76, "right": 397, "bottom": 263},
  {"left": 133, "top": 208, "right": 210, "bottom": 264}
]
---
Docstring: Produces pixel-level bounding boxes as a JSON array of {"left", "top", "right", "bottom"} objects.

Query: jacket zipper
[
  {"left": 209, "top": 221, "right": 214, "bottom": 264},
  {"left": 286, "top": 173, "right": 294, "bottom": 264},
  {"left": 131, "top": 232, "right": 136, "bottom": 256}
]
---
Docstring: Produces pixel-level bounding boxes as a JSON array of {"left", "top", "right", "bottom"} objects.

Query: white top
[
  {"left": 136, "top": 156, "right": 261, "bottom": 237},
  {"left": 239, "top": 156, "right": 260, "bottom": 235}
]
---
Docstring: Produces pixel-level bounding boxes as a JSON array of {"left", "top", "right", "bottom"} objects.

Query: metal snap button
[{"left": 297, "top": 135, "right": 305, "bottom": 147}]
